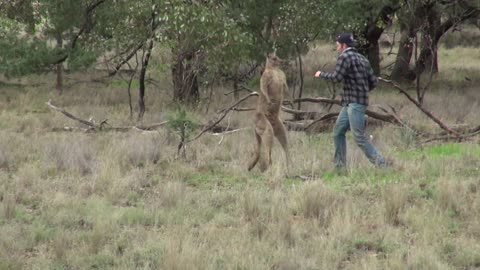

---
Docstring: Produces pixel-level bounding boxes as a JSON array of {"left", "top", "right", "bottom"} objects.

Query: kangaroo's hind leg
[
  {"left": 248, "top": 115, "right": 273, "bottom": 172},
  {"left": 271, "top": 117, "right": 291, "bottom": 170}
]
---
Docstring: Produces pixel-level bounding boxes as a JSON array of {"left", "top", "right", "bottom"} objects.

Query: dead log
[
  {"left": 290, "top": 96, "right": 402, "bottom": 125},
  {"left": 281, "top": 107, "right": 326, "bottom": 120},
  {"left": 47, "top": 100, "right": 170, "bottom": 132}
]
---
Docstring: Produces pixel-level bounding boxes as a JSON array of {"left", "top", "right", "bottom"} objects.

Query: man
[{"left": 314, "top": 33, "right": 387, "bottom": 169}]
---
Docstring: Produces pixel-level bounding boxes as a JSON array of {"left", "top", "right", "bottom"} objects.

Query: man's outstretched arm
[{"left": 314, "top": 55, "right": 348, "bottom": 83}]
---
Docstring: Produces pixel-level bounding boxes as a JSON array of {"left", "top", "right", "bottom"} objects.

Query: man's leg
[
  {"left": 333, "top": 106, "right": 350, "bottom": 168},
  {"left": 347, "top": 103, "right": 387, "bottom": 167}
]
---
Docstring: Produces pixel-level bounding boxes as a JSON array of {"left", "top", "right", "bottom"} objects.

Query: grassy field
[{"left": 0, "top": 44, "right": 479, "bottom": 269}]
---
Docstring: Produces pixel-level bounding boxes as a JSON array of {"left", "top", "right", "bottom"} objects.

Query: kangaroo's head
[{"left": 266, "top": 52, "right": 283, "bottom": 68}]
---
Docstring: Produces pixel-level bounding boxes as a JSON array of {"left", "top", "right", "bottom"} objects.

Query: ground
[{"left": 0, "top": 43, "right": 479, "bottom": 269}]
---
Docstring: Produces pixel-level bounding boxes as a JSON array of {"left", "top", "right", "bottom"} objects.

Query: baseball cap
[{"left": 336, "top": 33, "right": 356, "bottom": 47}]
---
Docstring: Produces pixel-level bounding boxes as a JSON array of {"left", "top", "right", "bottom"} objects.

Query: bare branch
[
  {"left": 191, "top": 92, "right": 259, "bottom": 141},
  {"left": 47, "top": 100, "right": 168, "bottom": 132},
  {"left": 379, "top": 77, "right": 461, "bottom": 136},
  {"left": 292, "top": 96, "right": 402, "bottom": 125},
  {"left": 53, "top": 0, "right": 107, "bottom": 65}
]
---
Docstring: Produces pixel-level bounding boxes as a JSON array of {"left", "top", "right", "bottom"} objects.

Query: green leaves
[
  {"left": 0, "top": 0, "right": 109, "bottom": 77},
  {"left": 166, "top": 105, "right": 200, "bottom": 142},
  {"left": 0, "top": 37, "right": 58, "bottom": 78}
]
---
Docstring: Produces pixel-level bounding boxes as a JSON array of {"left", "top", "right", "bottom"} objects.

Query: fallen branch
[
  {"left": 281, "top": 107, "right": 325, "bottom": 120},
  {"left": 379, "top": 78, "right": 461, "bottom": 137},
  {"left": 191, "top": 92, "right": 259, "bottom": 141},
  {"left": 293, "top": 97, "right": 341, "bottom": 106},
  {"left": 47, "top": 100, "right": 96, "bottom": 128},
  {"left": 305, "top": 112, "right": 339, "bottom": 130},
  {"left": 211, "top": 127, "right": 251, "bottom": 136},
  {"left": 291, "top": 96, "right": 402, "bottom": 125},
  {"left": 47, "top": 100, "right": 169, "bottom": 132},
  {"left": 232, "top": 107, "right": 255, "bottom": 112},
  {"left": 423, "top": 130, "right": 480, "bottom": 144}
]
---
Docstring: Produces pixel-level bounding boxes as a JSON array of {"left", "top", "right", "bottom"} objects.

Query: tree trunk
[
  {"left": 390, "top": 24, "right": 416, "bottom": 81},
  {"left": 172, "top": 51, "right": 199, "bottom": 104},
  {"left": 233, "top": 78, "right": 240, "bottom": 101},
  {"left": 295, "top": 43, "right": 304, "bottom": 112},
  {"left": 56, "top": 34, "right": 63, "bottom": 94},
  {"left": 419, "top": 6, "right": 441, "bottom": 75},
  {"left": 413, "top": 3, "right": 478, "bottom": 79},
  {"left": 360, "top": 41, "right": 381, "bottom": 75},
  {"left": 358, "top": 29, "right": 382, "bottom": 75},
  {"left": 137, "top": 39, "right": 153, "bottom": 121},
  {"left": 358, "top": 5, "right": 398, "bottom": 75}
]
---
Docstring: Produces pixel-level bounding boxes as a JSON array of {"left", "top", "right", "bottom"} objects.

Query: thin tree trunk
[
  {"left": 420, "top": 6, "right": 441, "bottom": 75},
  {"left": 295, "top": 43, "right": 304, "bottom": 112},
  {"left": 390, "top": 24, "right": 416, "bottom": 81},
  {"left": 56, "top": 34, "right": 63, "bottom": 94},
  {"left": 172, "top": 51, "right": 199, "bottom": 104},
  {"left": 358, "top": 5, "right": 399, "bottom": 75},
  {"left": 414, "top": 4, "right": 479, "bottom": 78},
  {"left": 364, "top": 42, "right": 381, "bottom": 75},
  {"left": 137, "top": 39, "right": 153, "bottom": 121},
  {"left": 233, "top": 78, "right": 240, "bottom": 101}
]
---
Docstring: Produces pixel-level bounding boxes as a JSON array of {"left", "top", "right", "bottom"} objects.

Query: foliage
[
  {"left": 166, "top": 105, "right": 200, "bottom": 142},
  {"left": 155, "top": 0, "right": 254, "bottom": 83},
  {"left": 0, "top": 34, "right": 57, "bottom": 77},
  {"left": 0, "top": 0, "right": 106, "bottom": 77}
]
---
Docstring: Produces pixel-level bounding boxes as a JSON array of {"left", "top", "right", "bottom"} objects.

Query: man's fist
[{"left": 314, "top": 71, "right": 321, "bottom": 77}]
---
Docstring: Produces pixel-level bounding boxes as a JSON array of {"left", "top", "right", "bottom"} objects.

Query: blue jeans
[{"left": 333, "top": 103, "right": 386, "bottom": 168}]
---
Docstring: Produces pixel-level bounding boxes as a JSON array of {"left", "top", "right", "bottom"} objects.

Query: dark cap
[{"left": 336, "top": 33, "right": 356, "bottom": 47}]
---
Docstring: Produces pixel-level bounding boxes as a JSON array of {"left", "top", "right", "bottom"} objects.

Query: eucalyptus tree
[
  {"left": 0, "top": 0, "right": 107, "bottom": 93},
  {"left": 390, "top": 0, "right": 480, "bottom": 85},
  {"left": 274, "top": 0, "right": 330, "bottom": 108},
  {"left": 223, "top": 0, "right": 333, "bottom": 104},
  {"left": 94, "top": 0, "right": 161, "bottom": 120},
  {"left": 317, "top": 0, "right": 401, "bottom": 75},
  {"left": 155, "top": 0, "right": 253, "bottom": 104}
]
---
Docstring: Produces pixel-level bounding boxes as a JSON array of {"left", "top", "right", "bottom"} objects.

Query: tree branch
[
  {"left": 191, "top": 92, "right": 259, "bottom": 141},
  {"left": 379, "top": 78, "right": 460, "bottom": 136},
  {"left": 47, "top": 100, "right": 168, "bottom": 132},
  {"left": 52, "top": 0, "right": 107, "bottom": 65}
]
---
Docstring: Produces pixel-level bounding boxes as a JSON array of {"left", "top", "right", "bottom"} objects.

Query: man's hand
[{"left": 314, "top": 71, "right": 321, "bottom": 78}]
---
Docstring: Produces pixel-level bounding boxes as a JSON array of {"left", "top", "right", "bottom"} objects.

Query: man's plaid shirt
[{"left": 320, "top": 48, "right": 378, "bottom": 106}]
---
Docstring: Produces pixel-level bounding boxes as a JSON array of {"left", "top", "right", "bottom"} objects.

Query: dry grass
[{"left": 0, "top": 43, "right": 479, "bottom": 269}]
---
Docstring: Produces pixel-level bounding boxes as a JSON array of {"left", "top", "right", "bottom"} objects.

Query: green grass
[{"left": 397, "top": 143, "right": 480, "bottom": 160}]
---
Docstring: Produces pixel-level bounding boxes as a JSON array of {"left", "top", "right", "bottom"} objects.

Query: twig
[
  {"left": 232, "top": 107, "right": 255, "bottom": 112},
  {"left": 224, "top": 85, "right": 253, "bottom": 96},
  {"left": 217, "top": 110, "right": 234, "bottom": 145},
  {"left": 211, "top": 127, "right": 251, "bottom": 136}
]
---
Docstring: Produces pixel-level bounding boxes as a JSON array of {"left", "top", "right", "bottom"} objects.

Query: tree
[
  {"left": 322, "top": 0, "right": 400, "bottom": 75},
  {"left": 391, "top": 0, "right": 480, "bottom": 84},
  {"left": 157, "top": 0, "right": 252, "bottom": 104},
  {"left": 0, "top": 0, "right": 107, "bottom": 94}
]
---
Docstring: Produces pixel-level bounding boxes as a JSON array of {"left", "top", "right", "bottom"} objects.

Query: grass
[{"left": 0, "top": 44, "right": 479, "bottom": 269}]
